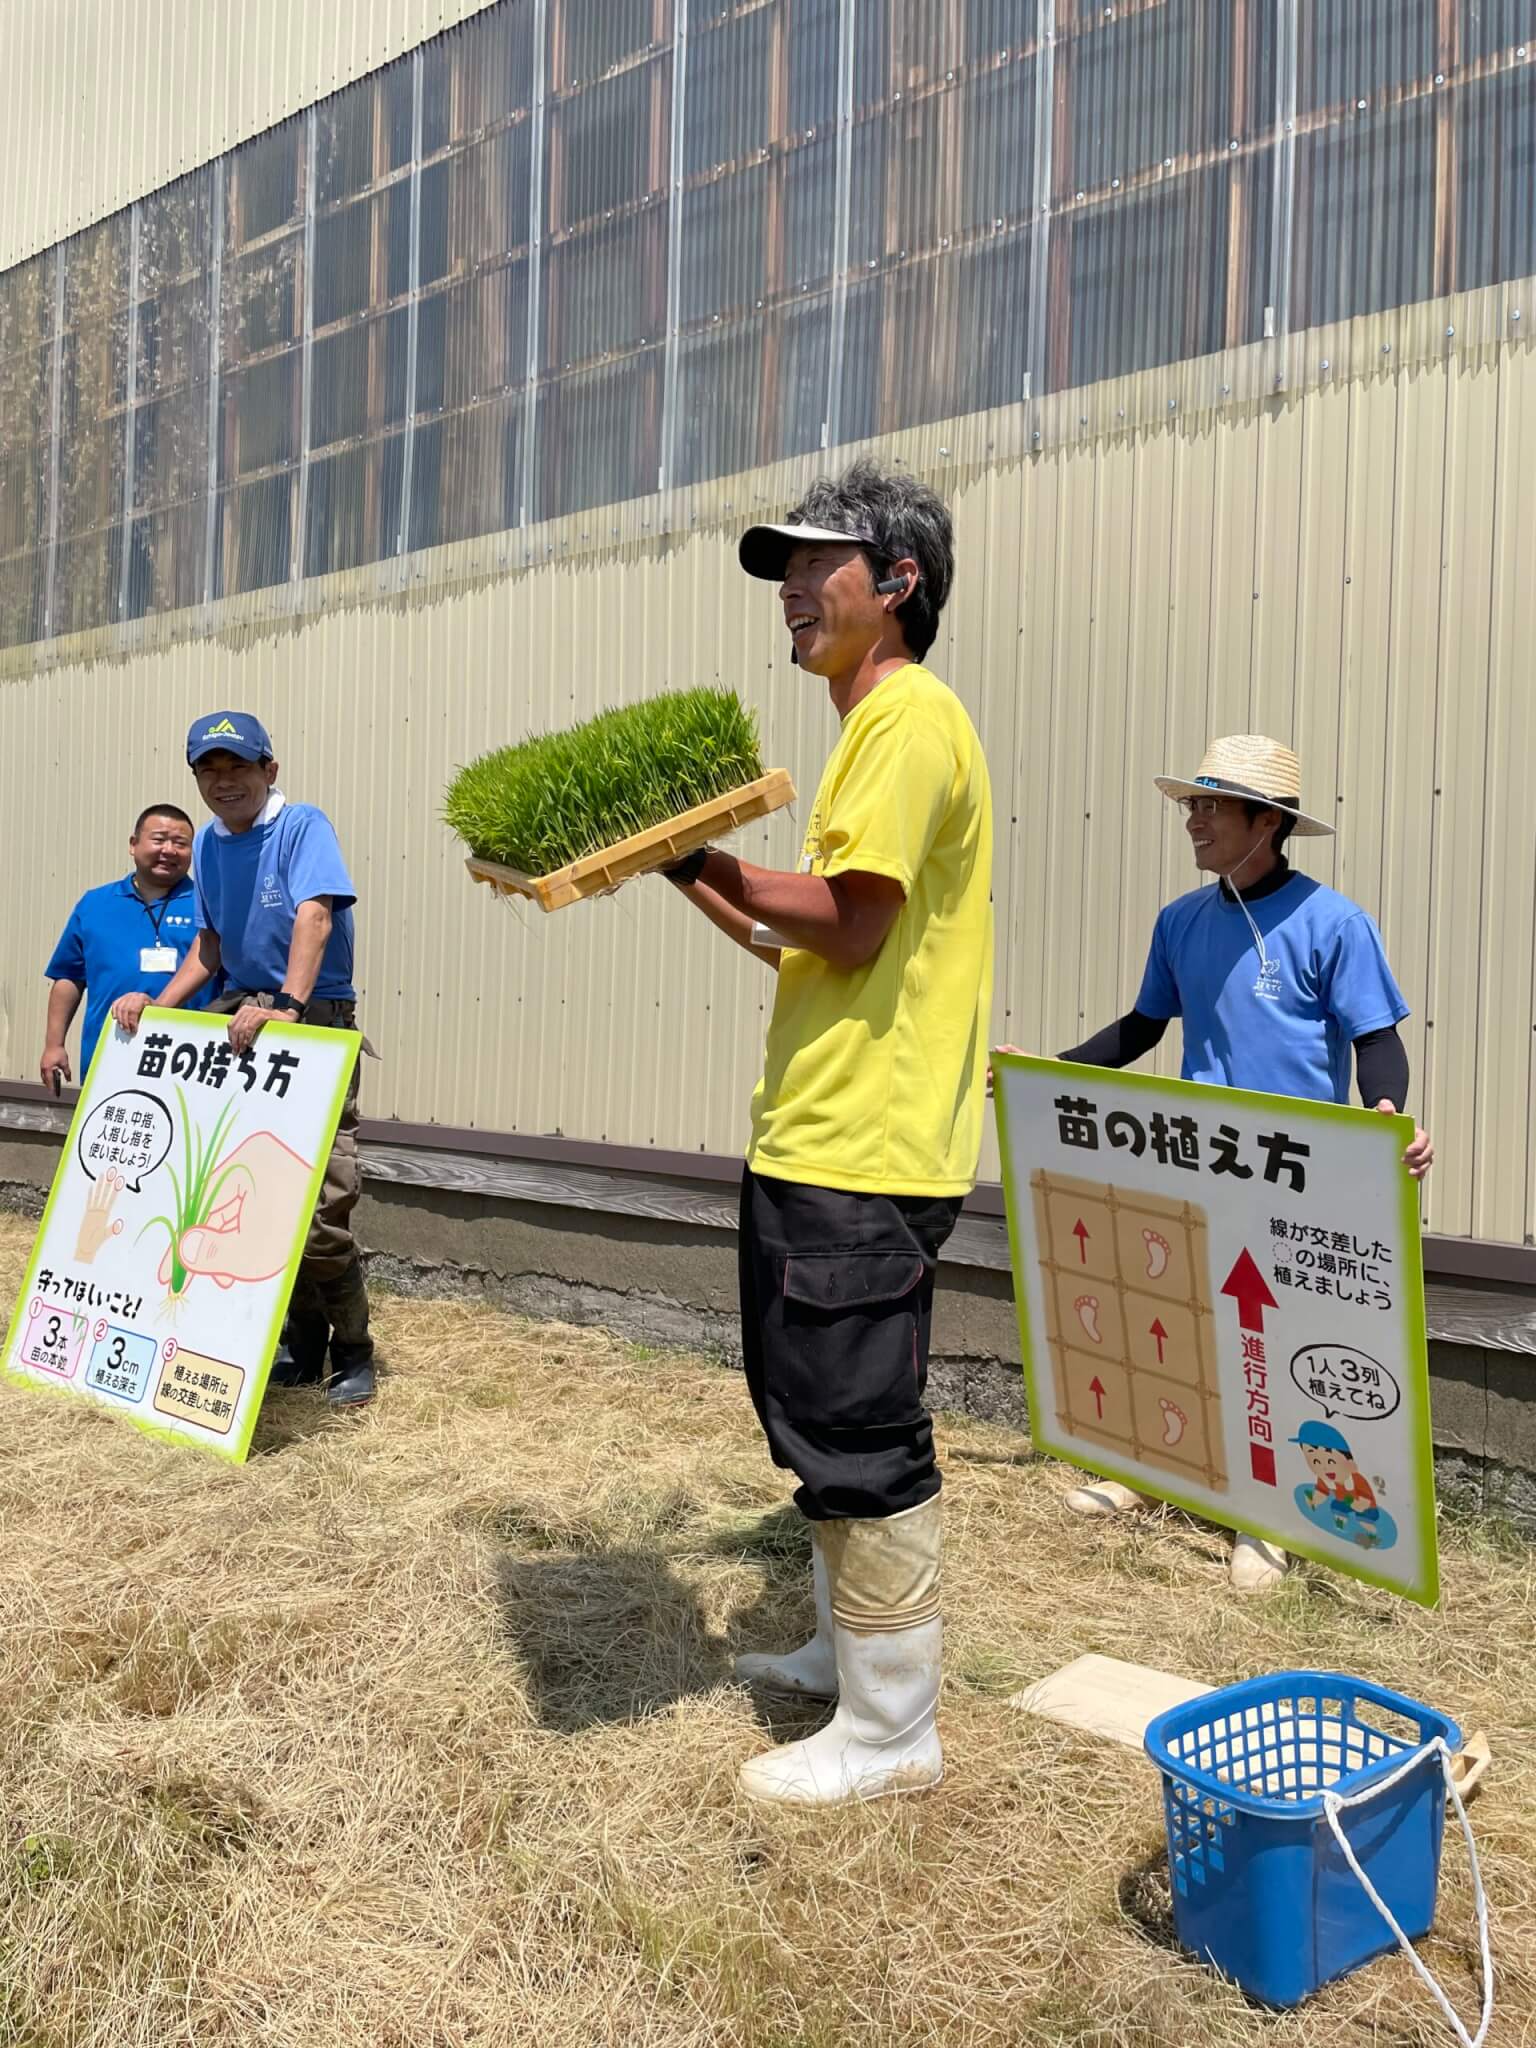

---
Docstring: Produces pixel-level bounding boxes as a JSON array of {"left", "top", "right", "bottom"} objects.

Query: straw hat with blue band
[{"left": 1153, "top": 733, "right": 1334, "bottom": 838}]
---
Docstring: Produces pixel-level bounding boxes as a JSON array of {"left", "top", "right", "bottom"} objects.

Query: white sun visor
[{"left": 737, "top": 521, "right": 876, "bottom": 580}]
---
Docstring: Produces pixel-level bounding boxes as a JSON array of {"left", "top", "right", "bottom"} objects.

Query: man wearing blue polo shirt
[
  {"left": 41, "top": 805, "right": 210, "bottom": 1092},
  {"left": 112, "top": 712, "right": 374, "bottom": 1408},
  {"left": 1040, "top": 735, "right": 1432, "bottom": 1590}
]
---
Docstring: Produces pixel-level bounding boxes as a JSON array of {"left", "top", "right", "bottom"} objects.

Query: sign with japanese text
[
  {"left": 2, "top": 1008, "right": 359, "bottom": 1462},
  {"left": 992, "top": 1055, "right": 1437, "bottom": 1606}
]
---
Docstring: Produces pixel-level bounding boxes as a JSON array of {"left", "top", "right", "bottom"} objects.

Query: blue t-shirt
[
  {"left": 45, "top": 874, "right": 211, "bottom": 1065},
  {"left": 1135, "top": 874, "right": 1409, "bottom": 1105},
  {"left": 193, "top": 799, "right": 358, "bottom": 1000}
]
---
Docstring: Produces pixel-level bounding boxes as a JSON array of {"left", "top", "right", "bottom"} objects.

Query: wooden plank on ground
[{"left": 1012, "top": 1654, "right": 1213, "bottom": 1748}]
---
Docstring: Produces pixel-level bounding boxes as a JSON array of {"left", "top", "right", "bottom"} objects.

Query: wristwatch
[{"left": 271, "top": 991, "right": 308, "bottom": 1020}]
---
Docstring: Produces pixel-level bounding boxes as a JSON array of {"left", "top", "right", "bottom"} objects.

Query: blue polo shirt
[
  {"left": 45, "top": 874, "right": 211, "bottom": 1066},
  {"left": 1135, "top": 873, "right": 1409, "bottom": 1105},
  {"left": 193, "top": 796, "right": 357, "bottom": 1000}
]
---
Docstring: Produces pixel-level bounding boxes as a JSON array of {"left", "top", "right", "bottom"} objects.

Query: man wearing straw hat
[
  {"left": 1048, "top": 734, "right": 1432, "bottom": 1590},
  {"left": 662, "top": 457, "right": 991, "bottom": 1806}
]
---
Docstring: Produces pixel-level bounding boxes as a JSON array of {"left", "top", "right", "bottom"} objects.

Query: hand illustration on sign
[
  {"left": 74, "top": 1169, "right": 125, "bottom": 1264},
  {"left": 77, "top": 1089, "right": 173, "bottom": 1194},
  {"left": 165, "top": 1130, "right": 315, "bottom": 1289}
]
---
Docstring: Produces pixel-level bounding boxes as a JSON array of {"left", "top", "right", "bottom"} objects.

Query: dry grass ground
[{"left": 0, "top": 1207, "right": 1532, "bottom": 2048}]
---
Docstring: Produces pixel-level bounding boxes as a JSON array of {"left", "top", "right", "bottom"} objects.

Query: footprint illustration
[
  {"left": 1159, "top": 1397, "right": 1187, "bottom": 1447},
  {"left": 1143, "top": 1229, "right": 1171, "bottom": 1280},
  {"left": 1074, "top": 1294, "right": 1101, "bottom": 1343}
]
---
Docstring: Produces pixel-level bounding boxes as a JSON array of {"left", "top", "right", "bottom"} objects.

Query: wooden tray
[{"left": 465, "top": 768, "right": 796, "bottom": 913}]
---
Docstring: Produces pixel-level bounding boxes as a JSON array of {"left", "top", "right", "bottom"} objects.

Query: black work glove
[{"left": 661, "top": 846, "right": 710, "bottom": 885}]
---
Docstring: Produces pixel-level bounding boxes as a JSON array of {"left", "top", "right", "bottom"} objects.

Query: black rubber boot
[
  {"left": 268, "top": 1307, "right": 330, "bottom": 1387},
  {"left": 326, "top": 1339, "right": 376, "bottom": 1409},
  {"left": 320, "top": 1257, "right": 374, "bottom": 1408}
]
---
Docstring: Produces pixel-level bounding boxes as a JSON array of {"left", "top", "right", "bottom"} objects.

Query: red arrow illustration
[
  {"left": 1150, "top": 1317, "right": 1168, "bottom": 1364},
  {"left": 1088, "top": 1375, "right": 1106, "bottom": 1419},
  {"left": 1072, "top": 1219, "right": 1090, "bottom": 1263},
  {"left": 1221, "top": 1249, "right": 1279, "bottom": 1334}
]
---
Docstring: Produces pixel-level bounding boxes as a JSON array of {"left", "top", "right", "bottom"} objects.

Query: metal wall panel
[
  {"left": 0, "top": 0, "right": 506, "bottom": 271},
  {"left": 2, "top": 329, "right": 1535, "bottom": 1246}
]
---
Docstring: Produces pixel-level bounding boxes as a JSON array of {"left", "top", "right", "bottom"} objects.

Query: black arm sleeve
[
  {"left": 1059, "top": 1008, "right": 1170, "bottom": 1069},
  {"left": 1354, "top": 1025, "right": 1410, "bottom": 1113}
]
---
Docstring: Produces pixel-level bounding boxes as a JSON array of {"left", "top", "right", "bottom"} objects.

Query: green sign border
[
  {"left": 1, "top": 1007, "right": 359, "bottom": 1464},
  {"left": 992, "top": 1053, "right": 1439, "bottom": 1608}
]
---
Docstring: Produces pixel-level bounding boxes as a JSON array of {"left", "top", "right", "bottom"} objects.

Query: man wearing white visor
[
  {"left": 1048, "top": 735, "right": 1432, "bottom": 1591},
  {"left": 661, "top": 457, "right": 992, "bottom": 1803}
]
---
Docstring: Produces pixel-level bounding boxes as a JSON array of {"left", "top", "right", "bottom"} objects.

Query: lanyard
[{"left": 131, "top": 884, "right": 173, "bottom": 943}]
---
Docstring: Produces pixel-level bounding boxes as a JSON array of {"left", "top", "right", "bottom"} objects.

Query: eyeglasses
[{"left": 1176, "top": 795, "right": 1244, "bottom": 818}]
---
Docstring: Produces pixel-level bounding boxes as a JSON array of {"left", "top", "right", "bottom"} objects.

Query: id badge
[{"left": 140, "top": 945, "right": 178, "bottom": 974}]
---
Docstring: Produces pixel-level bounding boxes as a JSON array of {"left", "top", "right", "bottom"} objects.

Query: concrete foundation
[
  {"left": 1, "top": 1125, "right": 1533, "bottom": 1526},
  {"left": 354, "top": 1181, "right": 1536, "bottom": 1524}
]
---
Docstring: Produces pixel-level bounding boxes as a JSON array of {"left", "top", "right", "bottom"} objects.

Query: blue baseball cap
[
  {"left": 186, "top": 711, "right": 274, "bottom": 764},
  {"left": 1290, "top": 1419, "right": 1352, "bottom": 1453}
]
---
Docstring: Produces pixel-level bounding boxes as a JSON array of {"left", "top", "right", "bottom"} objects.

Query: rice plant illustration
[{"left": 136, "top": 1089, "right": 244, "bottom": 1306}]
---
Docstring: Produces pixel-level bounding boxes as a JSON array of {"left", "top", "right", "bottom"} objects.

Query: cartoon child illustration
[{"left": 1290, "top": 1419, "right": 1386, "bottom": 1549}]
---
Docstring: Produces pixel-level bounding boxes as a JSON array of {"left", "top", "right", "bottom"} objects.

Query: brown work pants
[{"left": 211, "top": 990, "right": 371, "bottom": 1348}]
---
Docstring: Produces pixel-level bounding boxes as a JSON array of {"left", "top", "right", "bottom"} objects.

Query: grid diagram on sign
[{"left": 1031, "top": 1172, "right": 1226, "bottom": 1492}]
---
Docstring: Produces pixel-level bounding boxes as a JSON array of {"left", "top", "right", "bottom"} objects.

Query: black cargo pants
[{"left": 737, "top": 1166, "right": 961, "bottom": 1520}]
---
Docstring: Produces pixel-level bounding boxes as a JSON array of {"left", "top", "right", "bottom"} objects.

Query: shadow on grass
[
  {"left": 484, "top": 1500, "right": 837, "bottom": 1741},
  {"left": 694, "top": 1500, "right": 810, "bottom": 1569},
  {"left": 489, "top": 1546, "right": 733, "bottom": 1732},
  {"left": 1116, "top": 1845, "right": 1183, "bottom": 1957}
]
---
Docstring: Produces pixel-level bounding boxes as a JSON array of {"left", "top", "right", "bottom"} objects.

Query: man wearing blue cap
[{"left": 112, "top": 712, "right": 374, "bottom": 1407}]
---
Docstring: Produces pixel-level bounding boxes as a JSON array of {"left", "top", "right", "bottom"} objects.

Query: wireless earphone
[{"left": 875, "top": 575, "right": 909, "bottom": 594}]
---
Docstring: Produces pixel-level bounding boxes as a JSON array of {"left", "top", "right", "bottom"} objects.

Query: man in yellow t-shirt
[{"left": 661, "top": 457, "right": 992, "bottom": 1807}]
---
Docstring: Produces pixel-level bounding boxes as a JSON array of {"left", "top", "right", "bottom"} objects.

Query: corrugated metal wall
[
  {"left": 0, "top": 0, "right": 506, "bottom": 271},
  {"left": 0, "top": 0, "right": 1532, "bottom": 1249},
  {"left": 1, "top": 320, "right": 1533, "bottom": 1245}
]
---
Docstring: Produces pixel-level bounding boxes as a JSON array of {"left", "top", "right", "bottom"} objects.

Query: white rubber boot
[
  {"left": 738, "top": 1497, "right": 943, "bottom": 1807},
  {"left": 734, "top": 1525, "right": 838, "bottom": 1699},
  {"left": 1230, "top": 1531, "right": 1290, "bottom": 1591},
  {"left": 1065, "top": 1478, "right": 1155, "bottom": 1518}
]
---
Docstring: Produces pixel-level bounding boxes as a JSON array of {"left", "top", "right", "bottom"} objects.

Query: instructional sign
[
  {"left": 993, "top": 1055, "right": 1438, "bottom": 1606},
  {"left": 2, "top": 1008, "right": 359, "bottom": 1462}
]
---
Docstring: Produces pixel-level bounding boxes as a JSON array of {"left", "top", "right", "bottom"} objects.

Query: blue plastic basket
[{"left": 1144, "top": 1670, "right": 1461, "bottom": 2009}]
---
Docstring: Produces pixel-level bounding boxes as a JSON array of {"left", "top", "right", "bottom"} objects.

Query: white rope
[{"left": 1321, "top": 1737, "right": 1493, "bottom": 2048}]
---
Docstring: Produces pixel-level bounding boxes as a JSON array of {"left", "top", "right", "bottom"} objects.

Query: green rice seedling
[
  {"left": 443, "top": 687, "right": 765, "bottom": 873},
  {"left": 137, "top": 1088, "right": 243, "bottom": 1301}
]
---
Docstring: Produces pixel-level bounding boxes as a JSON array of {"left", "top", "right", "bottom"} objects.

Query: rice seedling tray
[{"left": 466, "top": 768, "right": 796, "bottom": 912}]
